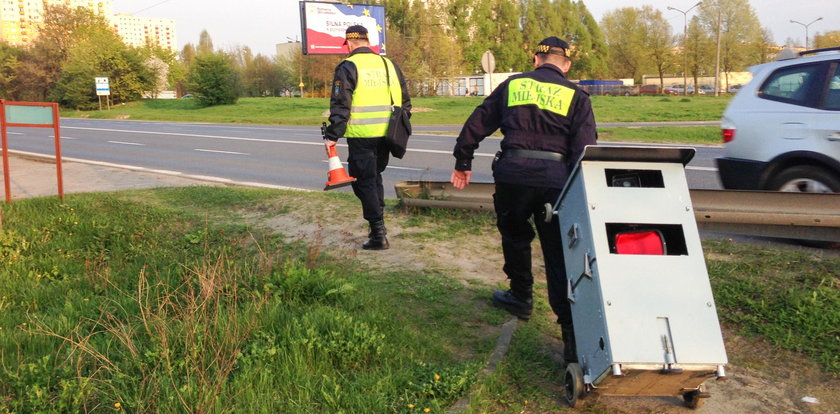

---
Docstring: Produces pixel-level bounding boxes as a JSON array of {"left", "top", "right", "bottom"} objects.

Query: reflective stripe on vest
[
  {"left": 345, "top": 54, "right": 402, "bottom": 138},
  {"left": 507, "top": 78, "right": 575, "bottom": 117}
]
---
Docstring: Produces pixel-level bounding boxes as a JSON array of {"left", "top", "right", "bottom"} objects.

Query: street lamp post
[
  {"left": 790, "top": 17, "right": 823, "bottom": 48},
  {"left": 713, "top": 7, "right": 721, "bottom": 97},
  {"left": 667, "top": 2, "right": 702, "bottom": 96},
  {"left": 287, "top": 36, "right": 304, "bottom": 97}
]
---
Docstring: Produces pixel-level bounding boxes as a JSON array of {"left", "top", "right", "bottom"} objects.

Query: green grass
[
  {"left": 0, "top": 188, "right": 494, "bottom": 412},
  {"left": 598, "top": 126, "right": 721, "bottom": 145},
  {"left": 590, "top": 96, "right": 729, "bottom": 122},
  {"left": 2, "top": 187, "right": 835, "bottom": 411},
  {"left": 705, "top": 239, "right": 840, "bottom": 373},
  {"left": 60, "top": 95, "right": 731, "bottom": 127}
]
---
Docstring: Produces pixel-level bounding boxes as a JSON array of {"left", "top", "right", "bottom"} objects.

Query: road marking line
[
  {"left": 62, "top": 126, "right": 497, "bottom": 157},
  {"left": 50, "top": 136, "right": 77, "bottom": 140},
  {"left": 387, "top": 166, "right": 426, "bottom": 171},
  {"left": 108, "top": 140, "right": 145, "bottom": 146},
  {"left": 148, "top": 169, "right": 183, "bottom": 175},
  {"left": 195, "top": 148, "right": 249, "bottom": 155},
  {"left": 7, "top": 132, "right": 23, "bottom": 135}
]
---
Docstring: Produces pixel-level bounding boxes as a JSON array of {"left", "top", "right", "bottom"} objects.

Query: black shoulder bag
[{"left": 380, "top": 56, "right": 411, "bottom": 159}]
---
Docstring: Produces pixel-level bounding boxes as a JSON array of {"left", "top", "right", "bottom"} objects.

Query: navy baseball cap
[
  {"left": 343, "top": 25, "right": 369, "bottom": 44},
  {"left": 535, "top": 36, "right": 569, "bottom": 56}
]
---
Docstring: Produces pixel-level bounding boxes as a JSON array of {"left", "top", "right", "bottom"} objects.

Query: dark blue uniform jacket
[{"left": 453, "top": 63, "right": 597, "bottom": 189}]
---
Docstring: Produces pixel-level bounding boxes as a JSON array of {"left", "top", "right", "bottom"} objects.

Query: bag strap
[{"left": 380, "top": 55, "right": 394, "bottom": 106}]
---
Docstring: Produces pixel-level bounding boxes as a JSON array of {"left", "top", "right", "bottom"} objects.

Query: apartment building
[
  {"left": 111, "top": 14, "right": 176, "bottom": 51},
  {"left": 0, "top": 0, "right": 176, "bottom": 52}
]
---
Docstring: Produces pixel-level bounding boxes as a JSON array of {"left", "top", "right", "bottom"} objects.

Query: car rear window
[{"left": 758, "top": 63, "right": 825, "bottom": 107}]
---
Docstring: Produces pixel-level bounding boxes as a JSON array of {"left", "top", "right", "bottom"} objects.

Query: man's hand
[
  {"left": 325, "top": 139, "right": 337, "bottom": 149},
  {"left": 450, "top": 170, "right": 472, "bottom": 190}
]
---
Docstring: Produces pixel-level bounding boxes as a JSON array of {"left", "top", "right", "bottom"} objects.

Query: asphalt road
[{"left": 6, "top": 118, "right": 724, "bottom": 196}]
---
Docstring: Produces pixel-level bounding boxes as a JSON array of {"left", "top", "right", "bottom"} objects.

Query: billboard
[{"left": 299, "top": 1, "right": 386, "bottom": 55}]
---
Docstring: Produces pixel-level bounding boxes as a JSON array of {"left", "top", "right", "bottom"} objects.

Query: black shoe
[
  {"left": 362, "top": 220, "right": 389, "bottom": 250},
  {"left": 491, "top": 290, "right": 533, "bottom": 320},
  {"left": 362, "top": 236, "right": 389, "bottom": 250}
]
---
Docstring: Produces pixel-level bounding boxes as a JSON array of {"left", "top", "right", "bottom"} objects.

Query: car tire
[{"left": 767, "top": 166, "right": 840, "bottom": 193}]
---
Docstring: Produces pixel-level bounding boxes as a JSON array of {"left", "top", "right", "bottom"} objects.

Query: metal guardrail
[{"left": 395, "top": 181, "right": 840, "bottom": 243}]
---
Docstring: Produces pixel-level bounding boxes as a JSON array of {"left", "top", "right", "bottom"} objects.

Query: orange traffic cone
[{"left": 324, "top": 142, "right": 356, "bottom": 191}]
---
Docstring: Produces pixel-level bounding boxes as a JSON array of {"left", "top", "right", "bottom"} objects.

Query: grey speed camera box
[{"left": 555, "top": 145, "right": 727, "bottom": 403}]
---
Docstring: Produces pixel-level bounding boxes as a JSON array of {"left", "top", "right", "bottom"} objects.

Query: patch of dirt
[{"left": 253, "top": 200, "right": 840, "bottom": 414}]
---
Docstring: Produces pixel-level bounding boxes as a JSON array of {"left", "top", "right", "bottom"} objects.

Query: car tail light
[{"left": 722, "top": 128, "right": 735, "bottom": 143}]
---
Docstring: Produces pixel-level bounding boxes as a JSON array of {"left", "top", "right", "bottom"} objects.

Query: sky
[{"left": 112, "top": 0, "right": 838, "bottom": 57}]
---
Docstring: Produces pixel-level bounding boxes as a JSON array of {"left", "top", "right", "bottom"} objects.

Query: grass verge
[
  {"left": 59, "top": 96, "right": 731, "bottom": 126},
  {"left": 1, "top": 187, "right": 836, "bottom": 412},
  {"left": 598, "top": 126, "right": 721, "bottom": 145}
]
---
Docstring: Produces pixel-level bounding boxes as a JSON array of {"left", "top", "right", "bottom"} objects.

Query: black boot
[
  {"left": 362, "top": 220, "right": 389, "bottom": 250},
  {"left": 491, "top": 290, "right": 533, "bottom": 320},
  {"left": 562, "top": 325, "right": 578, "bottom": 364}
]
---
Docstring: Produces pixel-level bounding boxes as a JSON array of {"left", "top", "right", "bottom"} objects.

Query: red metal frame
[{"left": 0, "top": 100, "right": 64, "bottom": 203}]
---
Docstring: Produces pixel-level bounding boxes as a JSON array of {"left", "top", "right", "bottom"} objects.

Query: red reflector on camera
[{"left": 615, "top": 231, "right": 665, "bottom": 255}]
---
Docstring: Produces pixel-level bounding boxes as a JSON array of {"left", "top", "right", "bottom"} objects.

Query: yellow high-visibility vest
[{"left": 344, "top": 53, "right": 402, "bottom": 138}]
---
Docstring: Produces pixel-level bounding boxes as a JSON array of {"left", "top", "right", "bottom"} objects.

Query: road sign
[
  {"left": 95, "top": 77, "right": 110, "bottom": 96},
  {"left": 5, "top": 104, "right": 53, "bottom": 125},
  {"left": 481, "top": 50, "right": 495, "bottom": 74}
]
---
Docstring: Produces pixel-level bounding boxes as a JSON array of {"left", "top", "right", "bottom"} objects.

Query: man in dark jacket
[
  {"left": 325, "top": 25, "right": 412, "bottom": 250},
  {"left": 451, "top": 36, "right": 597, "bottom": 363}
]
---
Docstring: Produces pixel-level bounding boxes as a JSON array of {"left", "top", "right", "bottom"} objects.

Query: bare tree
[
  {"left": 601, "top": 7, "right": 648, "bottom": 81},
  {"left": 698, "top": 0, "right": 765, "bottom": 90},
  {"left": 641, "top": 6, "right": 675, "bottom": 89},
  {"left": 685, "top": 16, "right": 714, "bottom": 90},
  {"left": 197, "top": 30, "right": 215, "bottom": 55}
]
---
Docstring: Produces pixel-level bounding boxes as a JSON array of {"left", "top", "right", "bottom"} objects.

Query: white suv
[{"left": 717, "top": 47, "right": 840, "bottom": 192}]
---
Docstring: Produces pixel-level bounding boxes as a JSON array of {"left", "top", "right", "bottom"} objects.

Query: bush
[{"left": 187, "top": 53, "right": 239, "bottom": 106}]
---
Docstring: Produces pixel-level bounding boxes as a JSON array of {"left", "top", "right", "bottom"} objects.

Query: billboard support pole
[{"left": 1, "top": 101, "right": 10, "bottom": 204}]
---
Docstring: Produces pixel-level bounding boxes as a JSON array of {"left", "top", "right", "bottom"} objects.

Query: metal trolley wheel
[{"left": 563, "top": 363, "right": 586, "bottom": 408}]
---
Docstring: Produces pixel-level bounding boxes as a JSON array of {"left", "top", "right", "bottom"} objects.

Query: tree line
[
  {"left": 0, "top": 5, "right": 181, "bottom": 109},
  {"left": 177, "top": 0, "right": 786, "bottom": 101},
  {"left": 1, "top": 1, "right": 837, "bottom": 108}
]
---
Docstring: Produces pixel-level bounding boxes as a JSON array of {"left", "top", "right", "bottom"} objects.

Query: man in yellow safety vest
[{"left": 324, "top": 25, "right": 412, "bottom": 250}]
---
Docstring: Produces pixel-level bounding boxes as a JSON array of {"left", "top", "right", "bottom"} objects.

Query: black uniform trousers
[
  {"left": 494, "top": 182, "right": 572, "bottom": 327},
  {"left": 347, "top": 137, "right": 390, "bottom": 223}
]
